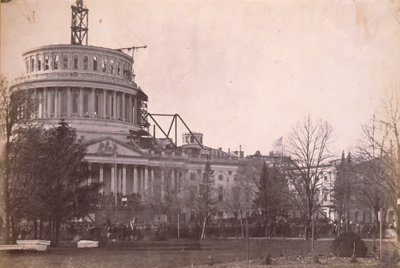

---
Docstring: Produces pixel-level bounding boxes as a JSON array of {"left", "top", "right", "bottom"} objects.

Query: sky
[{"left": 1, "top": 0, "right": 400, "bottom": 157}]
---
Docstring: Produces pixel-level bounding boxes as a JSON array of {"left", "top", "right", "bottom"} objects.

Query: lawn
[{"left": 0, "top": 238, "right": 398, "bottom": 268}]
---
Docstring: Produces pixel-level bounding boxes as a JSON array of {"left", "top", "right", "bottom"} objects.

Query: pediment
[{"left": 85, "top": 136, "right": 147, "bottom": 157}]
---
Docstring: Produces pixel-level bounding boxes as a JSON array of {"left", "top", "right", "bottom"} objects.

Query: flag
[{"left": 274, "top": 136, "right": 283, "bottom": 147}]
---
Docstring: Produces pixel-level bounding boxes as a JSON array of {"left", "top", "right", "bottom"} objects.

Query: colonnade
[
  {"left": 88, "top": 163, "right": 151, "bottom": 196},
  {"left": 87, "top": 162, "right": 186, "bottom": 200},
  {"left": 33, "top": 87, "right": 139, "bottom": 123}
]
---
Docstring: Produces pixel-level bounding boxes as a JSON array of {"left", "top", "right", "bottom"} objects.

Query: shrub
[{"left": 331, "top": 232, "right": 367, "bottom": 257}]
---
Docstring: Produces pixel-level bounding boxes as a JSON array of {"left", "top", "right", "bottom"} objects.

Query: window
[
  {"left": 217, "top": 186, "right": 224, "bottom": 202},
  {"left": 189, "top": 186, "right": 197, "bottom": 200},
  {"left": 38, "top": 58, "right": 41, "bottom": 71},
  {"left": 74, "top": 55, "right": 78, "bottom": 69},
  {"left": 232, "top": 186, "right": 240, "bottom": 201},
  {"left": 63, "top": 55, "right": 68, "bottom": 69},
  {"left": 190, "top": 173, "right": 196, "bottom": 180},
  {"left": 110, "top": 60, "right": 114, "bottom": 74},
  {"left": 324, "top": 176, "right": 327, "bottom": 181},
  {"left": 117, "top": 62, "right": 121, "bottom": 75},
  {"left": 245, "top": 190, "right": 250, "bottom": 202},
  {"left": 31, "top": 58, "right": 35, "bottom": 72},
  {"left": 218, "top": 175, "right": 223, "bottom": 181},
  {"left": 83, "top": 56, "right": 88, "bottom": 70},
  {"left": 93, "top": 57, "right": 97, "bottom": 71},
  {"left": 102, "top": 58, "right": 107, "bottom": 72},
  {"left": 54, "top": 55, "right": 59, "bottom": 70},
  {"left": 45, "top": 56, "right": 49, "bottom": 70}
]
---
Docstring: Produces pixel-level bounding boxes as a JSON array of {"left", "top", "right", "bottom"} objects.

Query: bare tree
[
  {"left": 144, "top": 160, "right": 187, "bottom": 223},
  {"left": 284, "top": 115, "right": 334, "bottom": 240},
  {"left": 224, "top": 183, "right": 252, "bottom": 237},
  {"left": 355, "top": 87, "right": 400, "bottom": 241}
]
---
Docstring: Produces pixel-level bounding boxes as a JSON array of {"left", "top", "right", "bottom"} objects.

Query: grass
[{"left": 0, "top": 238, "right": 398, "bottom": 268}]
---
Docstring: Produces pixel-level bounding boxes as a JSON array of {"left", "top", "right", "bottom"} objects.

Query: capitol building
[{"left": 10, "top": 0, "right": 247, "bottom": 223}]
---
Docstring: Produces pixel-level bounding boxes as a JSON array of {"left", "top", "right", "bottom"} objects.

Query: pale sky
[{"left": 2, "top": 0, "right": 400, "bottom": 156}]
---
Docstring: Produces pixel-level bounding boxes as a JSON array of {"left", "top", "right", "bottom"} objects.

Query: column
[
  {"left": 133, "top": 165, "right": 138, "bottom": 193},
  {"left": 54, "top": 87, "right": 58, "bottom": 117},
  {"left": 103, "top": 89, "right": 107, "bottom": 118},
  {"left": 150, "top": 167, "right": 154, "bottom": 195},
  {"left": 33, "top": 88, "right": 37, "bottom": 118},
  {"left": 133, "top": 96, "right": 137, "bottom": 124},
  {"left": 171, "top": 169, "right": 175, "bottom": 189},
  {"left": 117, "top": 165, "right": 121, "bottom": 194},
  {"left": 90, "top": 88, "right": 95, "bottom": 118},
  {"left": 111, "top": 164, "right": 115, "bottom": 195},
  {"left": 46, "top": 88, "right": 51, "bottom": 118},
  {"left": 43, "top": 88, "right": 47, "bottom": 118},
  {"left": 122, "top": 93, "right": 126, "bottom": 121},
  {"left": 79, "top": 87, "right": 83, "bottom": 117},
  {"left": 67, "top": 88, "right": 72, "bottom": 117},
  {"left": 122, "top": 164, "right": 127, "bottom": 195},
  {"left": 144, "top": 166, "right": 148, "bottom": 193},
  {"left": 161, "top": 169, "right": 164, "bottom": 199},
  {"left": 99, "top": 164, "right": 104, "bottom": 194},
  {"left": 140, "top": 167, "right": 144, "bottom": 193},
  {"left": 113, "top": 90, "right": 117, "bottom": 120},
  {"left": 88, "top": 163, "right": 92, "bottom": 185},
  {"left": 127, "top": 95, "right": 131, "bottom": 122}
]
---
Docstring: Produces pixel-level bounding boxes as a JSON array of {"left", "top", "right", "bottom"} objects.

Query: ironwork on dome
[{"left": 71, "top": 0, "right": 89, "bottom": 45}]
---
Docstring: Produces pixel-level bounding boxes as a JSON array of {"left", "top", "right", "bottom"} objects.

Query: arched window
[
  {"left": 63, "top": 55, "right": 68, "bottom": 69},
  {"left": 217, "top": 186, "right": 224, "bottom": 202},
  {"left": 45, "top": 56, "right": 49, "bottom": 70},
  {"left": 54, "top": 55, "right": 59, "bottom": 70},
  {"left": 61, "top": 90, "right": 68, "bottom": 116},
  {"left": 102, "top": 58, "right": 107, "bottom": 72},
  {"left": 72, "top": 92, "right": 78, "bottom": 114},
  {"left": 354, "top": 211, "right": 359, "bottom": 223},
  {"left": 83, "top": 56, "right": 88, "bottom": 70},
  {"left": 83, "top": 91, "right": 89, "bottom": 116},
  {"left": 218, "top": 175, "right": 223, "bottom": 181},
  {"left": 110, "top": 60, "right": 114, "bottom": 74},
  {"left": 74, "top": 55, "right": 78, "bottom": 69},
  {"left": 93, "top": 57, "right": 97, "bottom": 71}
]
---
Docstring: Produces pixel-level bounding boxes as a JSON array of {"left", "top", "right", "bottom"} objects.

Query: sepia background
[{"left": 2, "top": 0, "right": 400, "bottom": 156}]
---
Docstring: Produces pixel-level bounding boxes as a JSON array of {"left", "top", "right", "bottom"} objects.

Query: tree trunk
[
  {"left": 304, "top": 222, "right": 309, "bottom": 240},
  {"left": 4, "top": 209, "right": 10, "bottom": 244},
  {"left": 39, "top": 219, "right": 42, "bottom": 240},
  {"left": 55, "top": 219, "right": 60, "bottom": 246},
  {"left": 34, "top": 218, "right": 37, "bottom": 239}
]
